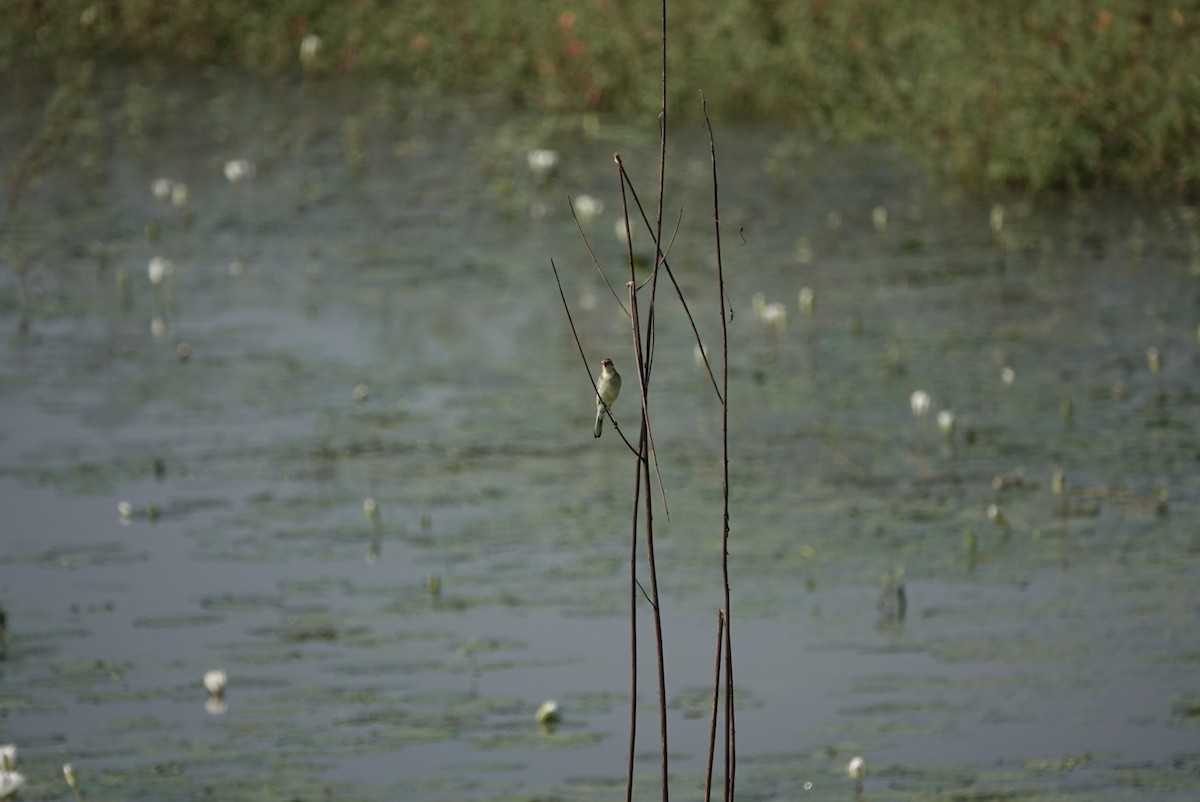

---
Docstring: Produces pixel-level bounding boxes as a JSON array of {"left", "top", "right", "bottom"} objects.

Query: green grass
[{"left": 3, "top": 0, "right": 1199, "bottom": 194}]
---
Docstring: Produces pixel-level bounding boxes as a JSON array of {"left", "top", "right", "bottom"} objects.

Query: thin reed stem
[
  {"left": 624, "top": 270, "right": 669, "bottom": 802},
  {"left": 703, "top": 92, "right": 736, "bottom": 802},
  {"left": 724, "top": 620, "right": 736, "bottom": 801},
  {"left": 567, "top": 195, "right": 630, "bottom": 320},
  {"left": 625, "top": 457, "right": 642, "bottom": 802},
  {"left": 652, "top": 6, "right": 671, "bottom": 795},
  {"left": 704, "top": 610, "right": 726, "bottom": 802}
]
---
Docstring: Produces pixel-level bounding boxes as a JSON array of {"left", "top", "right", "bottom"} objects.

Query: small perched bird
[{"left": 593, "top": 358, "right": 622, "bottom": 438}]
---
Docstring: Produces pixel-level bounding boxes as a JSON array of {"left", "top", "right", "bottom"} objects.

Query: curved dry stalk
[
  {"left": 615, "top": 158, "right": 723, "bottom": 404},
  {"left": 568, "top": 194, "right": 631, "bottom": 320},
  {"left": 636, "top": 207, "right": 683, "bottom": 292},
  {"left": 615, "top": 161, "right": 671, "bottom": 520},
  {"left": 550, "top": 259, "right": 638, "bottom": 455}
]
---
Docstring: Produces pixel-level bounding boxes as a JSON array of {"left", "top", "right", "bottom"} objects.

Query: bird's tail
[{"left": 593, "top": 405, "right": 604, "bottom": 438}]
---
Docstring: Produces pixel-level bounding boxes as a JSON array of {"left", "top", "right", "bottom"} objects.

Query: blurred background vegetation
[{"left": 3, "top": 0, "right": 1198, "bottom": 196}]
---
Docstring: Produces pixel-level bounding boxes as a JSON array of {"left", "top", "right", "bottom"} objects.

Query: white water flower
[
  {"left": 1146, "top": 346, "right": 1162, "bottom": 374},
  {"left": 535, "top": 699, "right": 561, "bottom": 724},
  {"left": 910, "top": 390, "right": 931, "bottom": 418},
  {"left": 990, "top": 203, "right": 1006, "bottom": 235},
  {"left": 936, "top": 409, "right": 955, "bottom": 437},
  {"left": 299, "top": 34, "right": 322, "bottom": 63},
  {"left": 847, "top": 754, "right": 866, "bottom": 791},
  {"left": 152, "top": 178, "right": 173, "bottom": 201},
  {"left": 573, "top": 194, "right": 604, "bottom": 223},
  {"left": 203, "top": 669, "right": 227, "bottom": 697},
  {"left": 0, "top": 745, "right": 14, "bottom": 772},
  {"left": 148, "top": 256, "right": 172, "bottom": 285},
  {"left": 527, "top": 149, "right": 560, "bottom": 179},
  {"left": 872, "top": 205, "right": 888, "bottom": 232},
  {"left": 150, "top": 314, "right": 169, "bottom": 338},
  {"left": 796, "top": 236, "right": 814, "bottom": 264},
  {"left": 0, "top": 770, "right": 26, "bottom": 800},
  {"left": 352, "top": 383, "right": 370, "bottom": 404},
  {"left": 223, "top": 159, "right": 255, "bottom": 184},
  {"left": 1000, "top": 366, "right": 1016, "bottom": 385},
  {"left": 170, "top": 183, "right": 189, "bottom": 208},
  {"left": 987, "top": 503, "right": 1006, "bottom": 527},
  {"left": 1051, "top": 468, "right": 1066, "bottom": 496},
  {"left": 63, "top": 763, "right": 77, "bottom": 790},
  {"left": 798, "top": 286, "right": 815, "bottom": 316},
  {"left": 752, "top": 293, "right": 788, "bottom": 331},
  {"left": 363, "top": 497, "right": 379, "bottom": 522}
]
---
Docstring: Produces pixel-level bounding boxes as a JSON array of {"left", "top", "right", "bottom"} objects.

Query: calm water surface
[{"left": 1, "top": 76, "right": 1198, "bottom": 801}]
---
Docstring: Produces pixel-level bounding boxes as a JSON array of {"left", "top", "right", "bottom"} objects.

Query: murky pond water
[{"left": 2, "top": 74, "right": 1199, "bottom": 801}]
